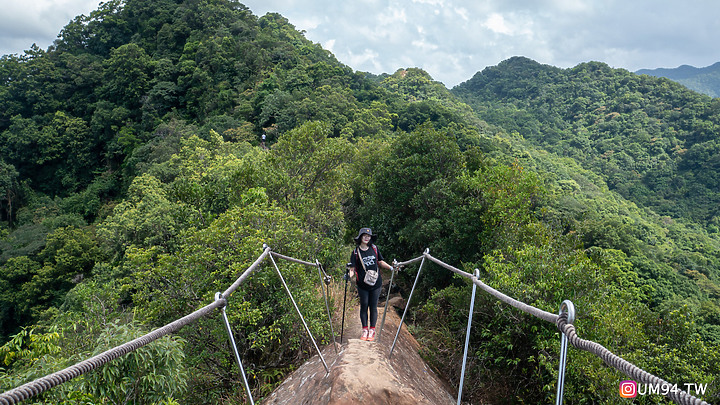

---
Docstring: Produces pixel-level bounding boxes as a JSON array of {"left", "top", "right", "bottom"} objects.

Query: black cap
[{"left": 353, "top": 227, "right": 377, "bottom": 244}]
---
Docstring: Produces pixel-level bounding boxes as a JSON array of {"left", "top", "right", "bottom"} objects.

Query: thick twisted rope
[
  {"left": 222, "top": 246, "right": 271, "bottom": 298},
  {"left": 556, "top": 314, "right": 709, "bottom": 405},
  {"left": 0, "top": 298, "right": 226, "bottom": 405},
  {"left": 424, "top": 253, "right": 474, "bottom": 279},
  {"left": 469, "top": 275, "right": 558, "bottom": 324},
  {"left": 395, "top": 255, "right": 424, "bottom": 268},
  {"left": 416, "top": 252, "right": 710, "bottom": 405},
  {"left": 425, "top": 253, "right": 559, "bottom": 324},
  {"left": 270, "top": 251, "right": 317, "bottom": 268},
  {"left": 2, "top": 247, "right": 271, "bottom": 404},
  {"left": 0, "top": 247, "right": 331, "bottom": 404},
  {"left": 3, "top": 248, "right": 712, "bottom": 405}
]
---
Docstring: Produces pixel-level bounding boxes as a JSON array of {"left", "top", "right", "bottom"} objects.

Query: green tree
[
  {"left": 350, "top": 124, "right": 464, "bottom": 260},
  {"left": 80, "top": 322, "right": 188, "bottom": 404},
  {"left": 0, "top": 257, "right": 41, "bottom": 341},
  {"left": 99, "top": 43, "right": 155, "bottom": 112},
  {"left": 97, "top": 173, "right": 193, "bottom": 257},
  {"left": 344, "top": 101, "right": 395, "bottom": 138},
  {"left": 0, "top": 323, "right": 187, "bottom": 405},
  {"left": 0, "top": 226, "right": 102, "bottom": 341},
  {"left": 126, "top": 189, "right": 340, "bottom": 401},
  {"left": 264, "top": 121, "right": 353, "bottom": 239},
  {"left": 0, "top": 160, "right": 19, "bottom": 227}
]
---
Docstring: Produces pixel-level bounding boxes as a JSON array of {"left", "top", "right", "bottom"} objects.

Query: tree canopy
[{"left": 1, "top": 1, "right": 719, "bottom": 403}]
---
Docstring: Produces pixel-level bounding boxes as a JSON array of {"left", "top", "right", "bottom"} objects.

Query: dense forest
[
  {"left": 1, "top": 0, "right": 718, "bottom": 403},
  {"left": 453, "top": 57, "right": 720, "bottom": 309}
]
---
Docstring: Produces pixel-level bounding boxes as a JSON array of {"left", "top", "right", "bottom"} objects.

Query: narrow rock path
[{"left": 262, "top": 294, "right": 456, "bottom": 405}]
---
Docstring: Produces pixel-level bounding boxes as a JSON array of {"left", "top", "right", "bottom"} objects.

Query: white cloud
[
  {"left": 482, "top": 12, "right": 534, "bottom": 37},
  {"left": 550, "top": 0, "right": 593, "bottom": 14},
  {"left": 292, "top": 16, "right": 322, "bottom": 31},
  {"left": 354, "top": 24, "right": 403, "bottom": 44},
  {"left": 1, "top": 0, "right": 100, "bottom": 35},
  {"left": 0, "top": 0, "right": 101, "bottom": 54},
  {"left": 377, "top": 7, "right": 408, "bottom": 25},
  {"left": 411, "top": 39, "right": 438, "bottom": 51},
  {"left": 411, "top": 0, "right": 445, "bottom": 6},
  {"left": 3, "top": 0, "right": 720, "bottom": 87},
  {"left": 483, "top": 13, "right": 512, "bottom": 35},
  {"left": 454, "top": 7, "right": 469, "bottom": 21},
  {"left": 342, "top": 48, "right": 384, "bottom": 73}
]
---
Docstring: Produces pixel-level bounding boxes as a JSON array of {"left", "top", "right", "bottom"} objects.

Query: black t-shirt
[{"left": 350, "top": 244, "right": 384, "bottom": 290}]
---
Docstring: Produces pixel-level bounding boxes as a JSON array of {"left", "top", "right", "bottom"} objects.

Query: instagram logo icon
[{"left": 619, "top": 380, "right": 638, "bottom": 398}]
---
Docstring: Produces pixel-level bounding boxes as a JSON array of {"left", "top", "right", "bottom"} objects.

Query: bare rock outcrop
[{"left": 262, "top": 301, "right": 455, "bottom": 405}]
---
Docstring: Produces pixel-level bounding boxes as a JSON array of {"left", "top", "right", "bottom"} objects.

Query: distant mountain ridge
[
  {"left": 453, "top": 56, "right": 720, "bottom": 226},
  {"left": 636, "top": 62, "right": 720, "bottom": 97}
]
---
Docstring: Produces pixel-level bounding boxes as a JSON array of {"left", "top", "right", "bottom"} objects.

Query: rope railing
[
  {"left": 270, "top": 251, "right": 317, "bottom": 268},
  {"left": 425, "top": 252, "right": 559, "bottom": 323},
  {"left": 394, "top": 255, "right": 424, "bottom": 268},
  {"left": 557, "top": 314, "right": 709, "bottom": 405},
  {"left": 222, "top": 245, "right": 272, "bottom": 298},
  {"left": 468, "top": 272, "right": 559, "bottom": 324},
  {"left": 394, "top": 252, "right": 558, "bottom": 323},
  {"left": 0, "top": 245, "right": 334, "bottom": 405},
  {"left": 2, "top": 245, "right": 713, "bottom": 405},
  {"left": 0, "top": 299, "right": 227, "bottom": 405},
  {"left": 388, "top": 250, "right": 710, "bottom": 405}
]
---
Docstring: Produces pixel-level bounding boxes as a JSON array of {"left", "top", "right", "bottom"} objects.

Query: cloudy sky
[{"left": 1, "top": 0, "right": 719, "bottom": 87}]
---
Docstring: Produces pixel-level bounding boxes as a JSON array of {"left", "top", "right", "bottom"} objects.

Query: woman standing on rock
[{"left": 347, "top": 227, "right": 393, "bottom": 341}]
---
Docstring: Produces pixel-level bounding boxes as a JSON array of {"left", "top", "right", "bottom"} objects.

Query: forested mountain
[
  {"left": 452, "top": 54, "right": 720, "bottom": 318},
  {"left": 1, "top": 1, "right": 719, "bottom": 403},
  {"left": 637, "top": 62, "right": 720, "bottom": 98},
  {"left": 454, "top": 57, "right": 720, "bottom": 225}
]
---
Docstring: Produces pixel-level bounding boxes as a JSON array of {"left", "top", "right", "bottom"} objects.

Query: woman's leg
[
  {"left": 357, "top": 287, "right": 369, "bottom": 328},
  {"left": 368, "top": 287, "right": 381, "bottom": 327}
]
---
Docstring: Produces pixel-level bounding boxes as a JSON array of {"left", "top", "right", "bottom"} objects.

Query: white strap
[{"left": 356, "top": 248, "right": 368, "bottom": 272}]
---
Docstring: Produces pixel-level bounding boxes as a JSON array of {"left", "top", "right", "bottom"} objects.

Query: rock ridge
[{"left": 262, "top": 303, "right": 455, "bottom": 405}]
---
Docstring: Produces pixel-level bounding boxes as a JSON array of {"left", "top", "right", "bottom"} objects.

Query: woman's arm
[{"left": 378, "top": 260, "right": 393, "bottom": 271}]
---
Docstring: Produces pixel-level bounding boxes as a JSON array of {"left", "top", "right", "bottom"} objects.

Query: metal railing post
[
  {"left": 317, "top": 260, "right": 338, "bottom": 355},
  {"left": 457, "top": 269, "right": 479, "bottom": 405},
  {"left": 215, "top": 292, "right": 255, "bottom": 405},
  {"left": 377, "top": 259, "right": 398, "bottom": 342},
  {"left": 389, "top": 249, "right": 428, "bottom": 357},
  {"left": 555, "top": 300, "right": 575, "bottom": 405},
  {"left": 269, "top": 253, "right": 330, "bottom": 374}
]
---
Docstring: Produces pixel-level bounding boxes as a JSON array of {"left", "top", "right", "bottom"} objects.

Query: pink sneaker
[
  {"left": 367, "top": 328, "right": 376, "bottom": 342},
  {"left": 361, "top": 328, "right": 369, "bottom": 341}
]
